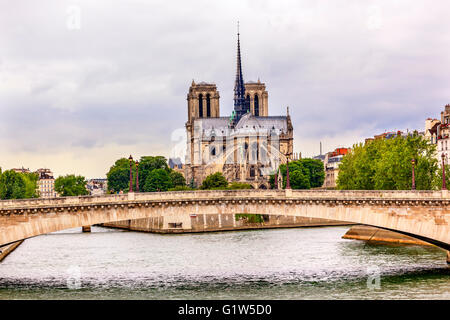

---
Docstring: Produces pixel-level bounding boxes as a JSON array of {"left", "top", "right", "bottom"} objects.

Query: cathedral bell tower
[
  {"left": 244, "top": 80, "right": 268, "bottom": 117},
  {"left": 186, "top": 81, "right": 220, "bottom": 123},
  {"left": 185, "top": 81, "right": 220, "bottom": 187}
]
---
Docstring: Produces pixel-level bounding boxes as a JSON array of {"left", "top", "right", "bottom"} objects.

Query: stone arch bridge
[{"left": 0, "top": 190, "right": 449, "bottom": 256}]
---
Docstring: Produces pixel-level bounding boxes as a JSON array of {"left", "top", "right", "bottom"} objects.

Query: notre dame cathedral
[{"left": 184, "top": 31, "right": 294, "bottom": 189}]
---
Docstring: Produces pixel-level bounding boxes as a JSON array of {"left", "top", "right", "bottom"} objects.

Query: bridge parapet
[
  {"left": 290, "top": 189, "right": 448, "bottom": 199},
  {"left": 0, "top": 189, "right": 448, "bottom": 211}
]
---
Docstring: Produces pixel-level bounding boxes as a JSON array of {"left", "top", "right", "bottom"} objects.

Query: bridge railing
[{"left": 289, "top": 189, "right": 446, "bottom": 199}]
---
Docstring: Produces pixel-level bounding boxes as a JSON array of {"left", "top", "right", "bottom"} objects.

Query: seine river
[{"left": 0, "top": 226, "right": 448, "bottom": 300}]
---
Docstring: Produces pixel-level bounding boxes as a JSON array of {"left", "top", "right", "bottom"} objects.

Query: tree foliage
[
  {"left": 300, "top": 158, "right": 326, "bottom": 188},
  {"left": 23, "top": 172, "right": 39, "bottom": 198},
  {"left": 106, "top": 156, "right": 173, "bottom": 193},
  {"left": 139, "top": 156, "right": 170, "bottom": 189},
  {"left": 106, "top": 158, "right": 133, "bottom": 193},
  {"left": 433, "top": 164, "right": 450, "bottom": 190},
  {"left": 55, "top": 175, "right": 89, "bottom": 196},
  {"left": 143, "top": 169, "right": 172, "bottom": 192},
  {"left": 337, "top": 135, "right": 439, "bottom": 190},
  {"left": 0, "top": 170, "right": 26, "bottom": 199},
  {"left": 289, "top": 169, "right": 311, "bottom": 189},
  {"left": 0, "top": 170, "right": 38, "bottom": 200},
  {"left": 228, "top": 182, "right": 253, "bottom": 190},
  {"left": 169, "top": 170, "right": 186, "bottom": 188},
  {"left": 200, "top": 172, "right": 229, "bottom": 190},
  {"left": 168, "top": 185, "right": 194, "bottom": 191},
  {"left": 270, "top": 158, "right": 324, "bottom": 189}
]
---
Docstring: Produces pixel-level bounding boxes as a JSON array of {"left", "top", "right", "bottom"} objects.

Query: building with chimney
[
  {"left": 184, "top": 30, "right": 294, "bottom": 189},
  {"left": 12, "top": 167, "right": 31, "bottom": 174},
  {"left": 36, "top": 168, "right": 57, "bottom": 198},
  {"left": 425, "top": 104, "right": 450, "bottom": 166}
]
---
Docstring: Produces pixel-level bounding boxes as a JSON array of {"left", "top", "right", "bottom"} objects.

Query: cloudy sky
[{"left": 1, "top": 0, "right": 449, "bottom": 178}]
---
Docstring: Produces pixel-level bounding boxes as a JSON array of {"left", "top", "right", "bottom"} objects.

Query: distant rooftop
[
  {"left": 313, "top": 154, "right": 326, "bottom": 161},
  {"left": 168, "top": 157, "right": 183, "bottom": 169}
]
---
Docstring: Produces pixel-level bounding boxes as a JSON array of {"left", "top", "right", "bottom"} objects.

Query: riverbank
[
  {"left": 0, "top": 241, "right": 23, "bottom": 262},
  {"left": 102, "top": 214, "right": 355, "bottom": 233}
]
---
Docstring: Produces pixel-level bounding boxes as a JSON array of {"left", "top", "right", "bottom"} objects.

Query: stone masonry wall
[{"left": 102, "top": 214, "right": 352, "bottom": 234}]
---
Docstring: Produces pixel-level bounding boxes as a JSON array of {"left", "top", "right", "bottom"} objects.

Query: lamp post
[
  {"left": 128, "top": 155, "right": 133, "bottom": 193},
  {"left": 411, "top": 158, "right": 416, "bottom": 190},
  {"left": 286, "top": 157, "right": 291, "bottom": 189},
  {"left": 135, "top": 160, "right": 140, "bottom": 192},
  {"left": 442, "top": 153, "right": 447, "bottom": 191}
]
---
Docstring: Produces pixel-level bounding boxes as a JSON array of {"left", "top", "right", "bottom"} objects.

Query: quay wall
[
  {"left": 342, "top": 225, "right": 432, "bottom": 246},
  {"left": 0, "top": 240, "right": 23, "bottom": 262}
]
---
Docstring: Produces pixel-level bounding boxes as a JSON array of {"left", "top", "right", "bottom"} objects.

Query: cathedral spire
[{"left": 233, "top": 22, "right": 249, "bottom": 125}]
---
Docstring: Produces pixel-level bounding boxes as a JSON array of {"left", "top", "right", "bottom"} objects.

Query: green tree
[
  {"left": 143, "top": 168, "right": 172, "bottom": 192},
  {"left": 139, "top": 156, "right": 170, "bottom": 188},
  {"left": 297, "top": 158, "right": 325, "bottom": 188},
  {"left": 269, "top": 174, "right": 276, "bottom": 189},
  {"left": 337, "top": 142, "right": 378, "bottom": 190},
  {"left": 227, "top": 182, "right": 253, "bottom": 189},
  {"left": 106, "top": 158, "right": 134, "bottom": 193},
  {"left": 433, "top": 164, "right": 450, "bottom": 190},
  {"left": 0, "top": 170, "right": 27, "bottom": 199},
  {"left": 337, "top": 134, "right": 438, "bottom": 190},
  {"left": 169, "top": 170, "right": 186, "bottom": 188},
  {"left": 106, "top": 156, "right": 170, "bottom": 193},
  {"left": 200, "top": 172, "right": 228, "bottom": 190},
  {"left": 168, "top": 185, "right": 194, "bottom": 191},
  {"left": 275, "top": 159, "right": 318, "bottom": 189},
  {"left": 55, "top": 175, "right": 89, "bottom": 196},
  {"left": 289, "top": 169, "right": 311, "bottom": 189},
  {"left": 22, "top": 172, "right": 39, "bottom": 198}
]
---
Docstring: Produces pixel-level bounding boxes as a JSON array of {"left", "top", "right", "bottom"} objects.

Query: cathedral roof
[
  {"left": 234, "top": 113, "right": 288, "bottom": 132},
  {"left": 194, "top": 117, "right": 229, "bottom": 130},
  {"left": 193, "top": 113, "right": 288, "bottom": 138}
]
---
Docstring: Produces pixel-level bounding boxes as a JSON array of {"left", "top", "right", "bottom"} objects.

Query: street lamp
[
  {"left": 442, "top": 153, "right": 447, "bottom": 191},
  {"left": 128, "top": 155, "right": 133, "bottom": 193},
  {"left": 135, "top": 160, "right": 140, "bottom": 192},
  {"left": 411, "top": 158, "right": 416, "bottom": 190}
]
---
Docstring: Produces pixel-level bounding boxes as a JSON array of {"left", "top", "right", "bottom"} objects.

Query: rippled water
[{"left": 0, "top": 226, "right": 448, "bottom": 299}]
